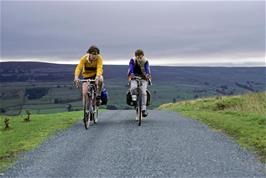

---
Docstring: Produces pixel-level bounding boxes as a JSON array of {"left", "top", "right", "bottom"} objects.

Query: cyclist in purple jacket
[{"left": 128, "top": 49, "right": 151, "bottom": 117}]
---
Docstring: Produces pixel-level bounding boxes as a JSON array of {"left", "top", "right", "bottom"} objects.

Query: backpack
[
  {"left": 126, "top": 90, "right": 151, "bottom": 106},
  {"left": 101, "top": 86, "right": 108, "bottom": 105}
]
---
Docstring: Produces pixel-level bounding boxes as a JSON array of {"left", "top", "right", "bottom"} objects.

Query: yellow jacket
[{"left": 75, "top": 54, "right": 103, "bottom": 78}]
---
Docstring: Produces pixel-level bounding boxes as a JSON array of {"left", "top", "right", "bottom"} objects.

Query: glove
[{"left": 129, "top": 73, "right": 135, "bottom": 80}]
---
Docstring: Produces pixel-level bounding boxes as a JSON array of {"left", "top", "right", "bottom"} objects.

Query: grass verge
[
  {"left": 158, "top": 92, "right": 266, "bottom": 162},
  {"left": 0, "top": 111, "right": 84, "bottom": 172}
]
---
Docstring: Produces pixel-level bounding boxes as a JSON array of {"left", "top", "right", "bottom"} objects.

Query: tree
[
  {"left": 172, "top": 98, "right": 176, "bottom": 103},
  {"left": 0, "top": 108, "right": 6, "bottom": 114},
  {"left": 67, "top": 104, "right": 72, "bottom": 112}
]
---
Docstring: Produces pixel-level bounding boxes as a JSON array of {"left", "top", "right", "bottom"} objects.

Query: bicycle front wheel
[
  {"left": 90, "top": 112, "right": 95, "bottom": 124},
  {"left": 138, "top": 91, "right": 142, "bottom": 126},
  {"left": 83, "top": 97, "right": 89, "bottom": 129}
]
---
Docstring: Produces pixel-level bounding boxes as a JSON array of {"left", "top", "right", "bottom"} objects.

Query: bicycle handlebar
[
  {"left": 131, "top": 76, "right": 142, "bottom": 80},
  {"left": 130, "top": 77, "right": 152, "bottom": 86},
  {"left": 77, "top": 79, "right": 96, "bottom": 82}
]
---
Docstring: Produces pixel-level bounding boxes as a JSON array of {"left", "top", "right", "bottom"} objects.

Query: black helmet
[{"left": 87, "top": 45, "right": 100, "bottom": 55}]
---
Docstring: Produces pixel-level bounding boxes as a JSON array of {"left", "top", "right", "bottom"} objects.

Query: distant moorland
[{"left": 0, "top": 62, "right": 265, "bottom": 115}]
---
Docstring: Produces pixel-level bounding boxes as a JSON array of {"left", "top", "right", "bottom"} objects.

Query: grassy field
[
  {"left": 1, "top": 66, "right": 265, "bottom": 113},
  {"left": 0, "top": 111, "right": 85, "bottom": 172},
  {"left": 0, "top": 82, "right": 84, "bottom": 115},
  {"left": 159, "top": 92, "right": 266, "bottom": 162}
]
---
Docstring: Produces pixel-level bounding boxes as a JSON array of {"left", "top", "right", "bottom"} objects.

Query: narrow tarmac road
[{"left": 3, "top": 110, "right": 266, "bottom": 178}]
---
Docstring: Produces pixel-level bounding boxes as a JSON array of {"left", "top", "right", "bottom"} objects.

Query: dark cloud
[{"left": 1, "top": 1, "right": 265, "bottom": 66}]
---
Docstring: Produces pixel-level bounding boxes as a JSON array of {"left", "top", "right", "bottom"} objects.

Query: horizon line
[{"left": 1, "top": 60, "right": 265, "bottom": 68}]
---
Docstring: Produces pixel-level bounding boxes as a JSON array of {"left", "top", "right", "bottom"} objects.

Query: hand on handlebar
[
  {"left": 74, "top": 77, "right": 80, "bottom": 88},
  {"left": 145, "top": 74, "right": 152, "bottom": 85},
  {"left": 145, "top": 74, "right": 151, "bottom": 80},
  {"left": 129, "top": 73, "right": 135, "bottom": 81}
]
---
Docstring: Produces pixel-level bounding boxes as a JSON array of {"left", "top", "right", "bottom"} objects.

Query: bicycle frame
[
  {"left": 78, "top": 79, "right": 98, "bottom": 129},
  {"left": 131, "top": 76, "right": 143, "bottom": 126}
]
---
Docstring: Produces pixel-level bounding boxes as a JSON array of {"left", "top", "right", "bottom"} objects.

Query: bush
[
  {"left": 215, "top": 102, "right": 226, "bottom": 110},
  {"left": 24, "top": 110, "right": 31, "bottom": 122},
  {"left": 25, "top": 88, "right": 49, "bottom": 100},
  {"left": 4, "top": 117, "right": 10, "bottom": 129},
  {"left": 0, "top": 108, "right": 6, "bottom": 114}
]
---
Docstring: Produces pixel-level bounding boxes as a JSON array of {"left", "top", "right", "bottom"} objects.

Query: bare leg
[
  {"left": 96, "top": 75, "right": 104, "bottom": 96},
  {"left": 82, "top": 82, "right": 89, "bottom": 111}
]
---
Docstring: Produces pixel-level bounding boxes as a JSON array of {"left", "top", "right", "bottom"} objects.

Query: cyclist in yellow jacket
[{"left": 74, "top": 45, "right": 103, "bottom": 106}]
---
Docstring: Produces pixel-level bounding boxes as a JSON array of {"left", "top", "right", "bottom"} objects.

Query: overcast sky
[{"left": 1, "top": 1, "right": 265, "bottom": 66}]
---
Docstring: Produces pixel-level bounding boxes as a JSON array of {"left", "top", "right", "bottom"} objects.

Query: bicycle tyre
[
  {"left": 138, "top": 89, "right": 142, "bottom": 126},
  {"left": 91, "top": 112, "right": 96, "bottom": 124},
  {"left": 83, "top": 97, "right": 89, "bottom": 129}
]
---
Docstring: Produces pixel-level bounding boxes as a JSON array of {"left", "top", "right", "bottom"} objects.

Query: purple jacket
[{"left": 128, "top": 57, "right": 151, "bottom": 77}]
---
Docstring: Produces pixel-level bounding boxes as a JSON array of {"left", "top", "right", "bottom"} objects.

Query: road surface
[{"left": 3, "top": 110, "right": 266, "bottom": 177}]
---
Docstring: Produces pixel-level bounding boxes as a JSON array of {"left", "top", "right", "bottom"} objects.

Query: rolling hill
[{"left": 0, "top": 61, "right": 265, "bottom": 114}]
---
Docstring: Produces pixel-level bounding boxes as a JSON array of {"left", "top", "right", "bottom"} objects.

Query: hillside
[{"left": 0, "top": 62, "right": 265, "bottom": 113}]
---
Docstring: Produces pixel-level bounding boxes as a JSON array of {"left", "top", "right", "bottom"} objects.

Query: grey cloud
[{"left": 1, "top": 1, "right": 265, "bottom": 64}]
